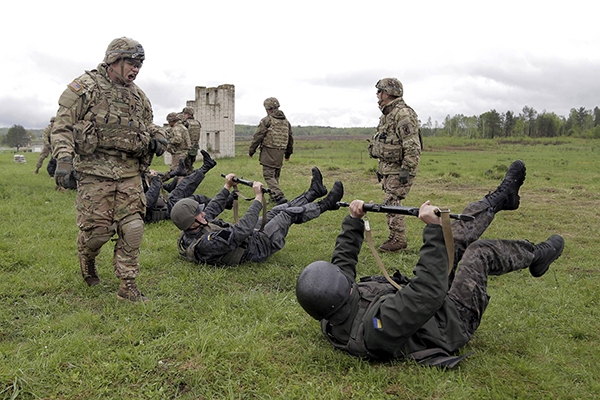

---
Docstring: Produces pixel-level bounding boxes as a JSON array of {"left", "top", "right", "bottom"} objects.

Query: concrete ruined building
[{"left": 167, "top": 84, "right": 236, "bottom": 163}]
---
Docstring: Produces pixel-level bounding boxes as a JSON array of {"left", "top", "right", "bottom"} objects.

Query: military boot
[
  {"left": 318, "top": 181, "right": 344, "bottom": 213},
  {"left": 530, "top": 235, "right": 564, "bottom": 277},
  {"left": 79, "top": 255, "right": 99, "bottom": 286},
  {"left": 305, "top": 167, "right": 328, "bottom": 202},
  {"left": 116, "top": 278, "right": 149, "bottom": 303},
  {"left": 484, "top": 160, "right": 526, "bottom": 213},
  {"left": 378, "top": 234, "right": 408, "bottom": 252},
  {"left": 199, "top": 149, "right": 217, "bottom": 174}
]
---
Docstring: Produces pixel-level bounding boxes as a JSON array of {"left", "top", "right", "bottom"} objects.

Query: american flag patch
[{"left": 68, "top": 81, "right": 82, "bottom": 92}]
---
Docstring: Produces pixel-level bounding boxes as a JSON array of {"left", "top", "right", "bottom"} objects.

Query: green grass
[{"left": 1, "top": 136, "right": 599, "bottom": 399}]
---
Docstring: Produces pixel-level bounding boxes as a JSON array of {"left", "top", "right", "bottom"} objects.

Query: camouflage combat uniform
[
  {"left": 369, "top": 93, "right": 421, "bottom": 250},
  {"left": 182, "top": 108, "right": 201, "bottom": 173},
  {"left": 52, "top": 40, "right": 165, "bottom": 298},
  {"left": 178, "top": 188, "right": 321, "bottom": 266},
  {"left": 166, "top": 114, "right": 191, "bottom": 172},
  {"left": 319, "top": 199, "right": 538, "bottom": 361},
  {"left": 35, "top": 118, "right": 54, "bottom": 173},
  {"left": 249, "top": 98, "right": 294, "bottom": 203}
]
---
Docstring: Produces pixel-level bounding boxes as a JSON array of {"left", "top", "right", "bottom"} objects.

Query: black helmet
[{"left": 296, "top": 261, "right": 351, "bottom": 320}]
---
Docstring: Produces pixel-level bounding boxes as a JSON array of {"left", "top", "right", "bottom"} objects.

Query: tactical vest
[
  {"left": 177, "top": 223, "right": 246, "bottom": 265},
  {"left": 368, "top": 101, "right": 419, "bottom": 165},
  {"left": 75, "top": 72, "right": 150, "bottom": 157},
  {"left": 185, "top": 119, "right": 201, "bottom": 145},
  {"left": 262, "top": 117, "right": 289, "bottom": 149}
]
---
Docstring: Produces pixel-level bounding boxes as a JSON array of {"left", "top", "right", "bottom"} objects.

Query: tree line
[
  {"left": 422, "top": 106, "right": 600, "bottom": 139},
  {"left": 3, "top": 105, "right": 599, "bottom": 148}
]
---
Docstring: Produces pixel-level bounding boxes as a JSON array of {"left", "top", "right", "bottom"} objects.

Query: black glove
[
  {"left": 55, "top": 156, "right": 73, "bottom": 188},
  {"left": 398, "top": 169, "right": 410, "bottom": 185},
  {"left": 149, "top": 138, "right": 168, "bottom": 156}
]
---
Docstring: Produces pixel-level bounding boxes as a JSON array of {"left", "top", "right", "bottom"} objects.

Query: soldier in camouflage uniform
[
  {"left": 181, "top": 106, "right": 201, "bottom": 174},
  {"left": 296, "top": 161, "right": 565, "bottom": 366},
  {"left": 166, "top": 112, "right": 191, "bottom": 173},
  {"left": 34, "top": 117, "right": 55, "bottom": 175},
  {"left": 248, "top": 97, "right": 294, "bottom": 205},
  {"left": 170, "top": 167, "right": 342, "bottom": 266},
  {"left": 51, "top": 37, "right": 168, "bottom": 302},
  {"left": 368, "top": 78, "right": 422, "bottom": 252}
]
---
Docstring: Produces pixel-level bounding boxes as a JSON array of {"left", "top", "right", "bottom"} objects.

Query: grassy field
[{"left": 1, "top": 136, "right": 599, "bottom": 399}]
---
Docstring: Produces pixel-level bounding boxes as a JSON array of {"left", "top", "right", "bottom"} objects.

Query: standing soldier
[
  {"left": 34, "top": 117, "right": 55, "bottom": 174},
  {"left": 182, "top": 106, "right": 201, "bottom": 174},
  {"left": 368, "top": 78, "right": 422, "bottom": 252},
  {"left": 248, "top": 97, "right": 294, "bottom": 205},
  {"left": 166, "top": 112, "right": 191, "bottom": 174},
  {"left": 51, "top": 37, "right": 167, "bottom": 302}
]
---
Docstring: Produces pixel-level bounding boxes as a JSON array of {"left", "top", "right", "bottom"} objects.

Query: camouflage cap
[
  {"left": 376, "top": 78, "right": 403, "bottom": 98},
  {"left": 167, "top": 112, "right": 181, "bottom": 123},
  {"left": 171, "top": 198, "right": 205, "bottom": 231},
  {"left": 263, "top": 97, "right": 280, "bottom": 109},
  {"left": 104, "top": 37, "right": 145, "bottom": 65},
  {"left": 182, "top": 107, "right": 195, "bottom": 116}
]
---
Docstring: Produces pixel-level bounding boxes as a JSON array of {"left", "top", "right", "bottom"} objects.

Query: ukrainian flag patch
[{"left": 373, "top": 318, "right": 382, "bottom": 330}]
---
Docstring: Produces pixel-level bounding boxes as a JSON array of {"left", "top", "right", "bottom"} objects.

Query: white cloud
[{"left": 1, "top": 1, "right": 598, "bottom": 129}]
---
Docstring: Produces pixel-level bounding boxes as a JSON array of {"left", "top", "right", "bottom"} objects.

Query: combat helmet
[
  {"left": 263, "top": 97, "right": 280, "bottom": 109},
  {"left": 167, "top": 112, "right": 181, "bottom": 123},
  {"left": 182, "top": 107, "right": 195, "bottom": 116},
  {"left": 171, "top": 198, "right": 205, "bottom": 231},
  {"left": 104, "top": 37, "right": 145, "bottom": 65},
  {"left": 296, "top": 261, "right": 352, "bottom": 320},
  {"left": 375, "top": 78, "right": 403, "bottom": 98}
]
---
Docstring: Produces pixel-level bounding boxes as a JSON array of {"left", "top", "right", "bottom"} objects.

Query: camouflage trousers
[
  {"left": 76, "top": 173, "right": 146, "bottom": 279},
  {"left": 447, "top": 200, "right": 536, "bottom": 337},
  {"left": 170, "top": 151, "right": 186, "bottom": 171},
  {"left": 381, "top": 174, "right": 415, "bottom": 241},
  {"left": 262, "top": 165, "right": 285, "bottom": 202},
  {"left": 35, "top": 144, "right": 52, "bottom": 169}
]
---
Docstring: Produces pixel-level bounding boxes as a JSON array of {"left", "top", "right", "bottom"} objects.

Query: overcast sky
[{"left": 1, "top": 1, "right": 598, "bottom": 129}]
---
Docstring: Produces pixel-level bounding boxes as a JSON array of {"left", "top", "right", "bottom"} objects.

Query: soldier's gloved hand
[
  {"left": 398, "top": 169, "right": 410, "bottom": 185},
  {"left": 149, "top": 138, "right": 167, "bottom": 156},
  {"left": 55, "top": 156, "right": 73, "bottom": 188}
]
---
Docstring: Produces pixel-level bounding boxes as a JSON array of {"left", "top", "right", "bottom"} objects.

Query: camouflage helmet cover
[
  {"left": 376, "top": 77, "right": 403, "bottom": 98},
  {"left": 104, "top": 37, "right": 145, "bottom": 65},
  {"left": 182, "top": 107, "right": 195, "bottom": 116},
  {"left": 167, "top": 112, "right": 181, "bottom": 123},
  {"left": 170, "top": 198, "right": 205, "bottom": 231},
  {"left": 263, "top": 97, "right": 280, "bottom": 109}
]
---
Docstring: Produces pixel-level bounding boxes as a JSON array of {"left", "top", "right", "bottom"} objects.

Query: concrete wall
[{"left": 188, "top": 84, "right": 236, "bottom": 158}]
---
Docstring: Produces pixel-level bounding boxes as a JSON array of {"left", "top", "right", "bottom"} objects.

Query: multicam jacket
[
  {"left": 248, "top": 110, "right": 294, "bottom": 168},
  {"left": 368, "top": 98, "right": 421, "bottom": 176},
  {"left": 52, "top": 64, "right": 161, "bottom": 179}
]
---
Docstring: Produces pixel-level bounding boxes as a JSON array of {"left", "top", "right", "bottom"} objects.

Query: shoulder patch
[{"left": 68, "top": 80, "right": 83, "bottom": 92}]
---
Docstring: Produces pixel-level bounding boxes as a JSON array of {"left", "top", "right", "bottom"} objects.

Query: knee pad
[
  {"left": 86, "top": 225, "right": 116, "bottom": 251},
  {"left": 119, "top": 215, "right": 144, "bottom": 250}
]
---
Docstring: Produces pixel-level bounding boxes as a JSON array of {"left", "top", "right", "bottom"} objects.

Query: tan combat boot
[
  {"left": 116, "top": 278, "right": 149, "bottom": 303},
  {"left": 379, "top": 235, "right": 408, "bottom": 252},
  {"left": 79, "top": 255, "right": 100, "bottom": 286}
]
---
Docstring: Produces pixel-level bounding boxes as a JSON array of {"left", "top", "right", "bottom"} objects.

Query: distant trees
[
  {"left": 2, "top": 124, "right": 31, "bottom": 148},
  {"left": 432, "top": 105, "right": 600, "bottom": 139}
]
